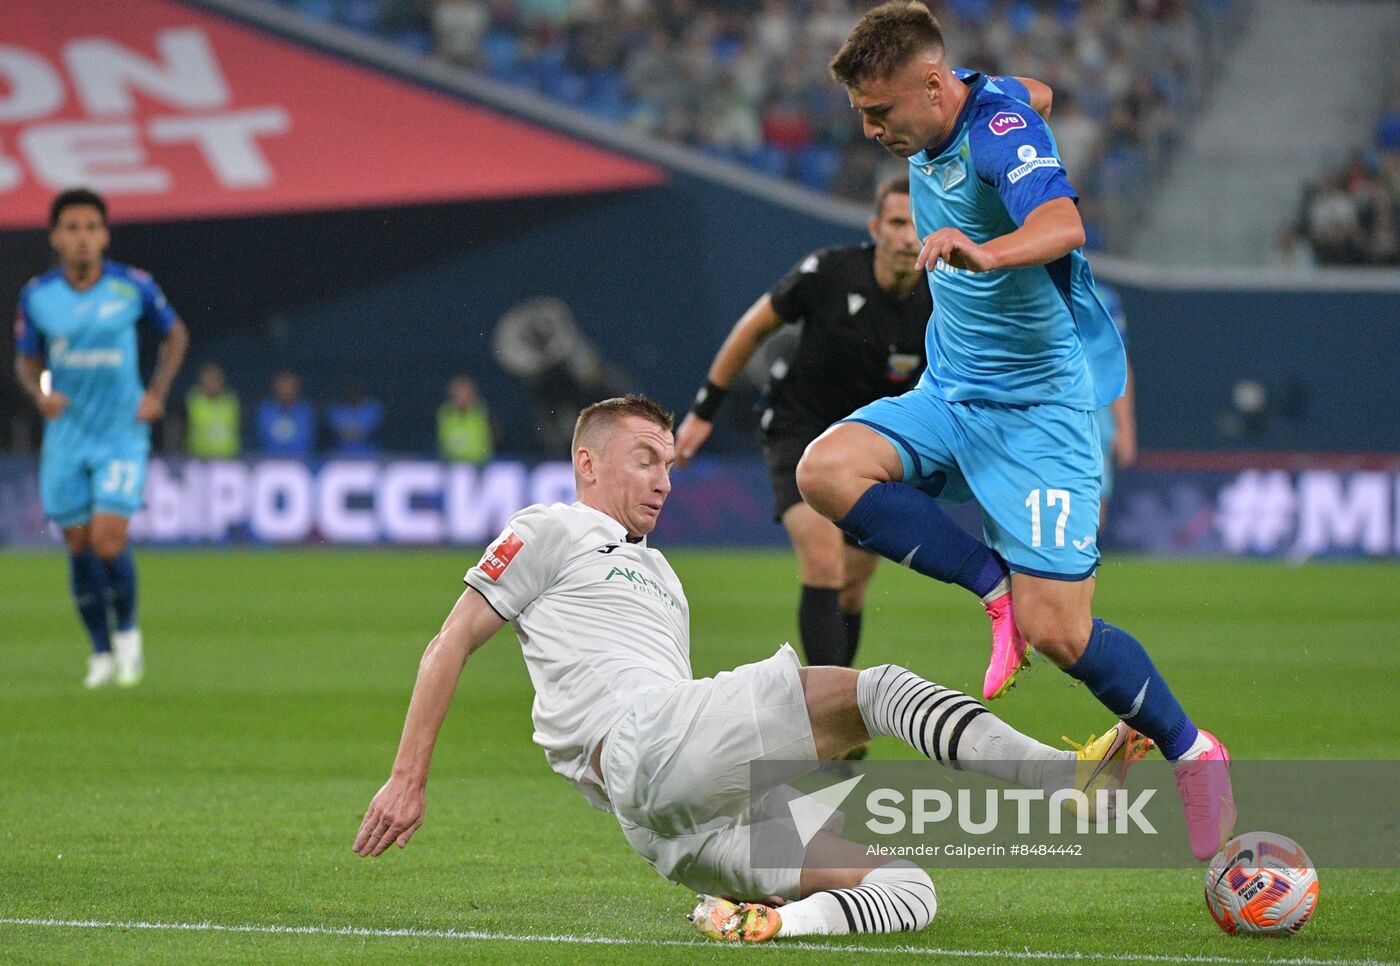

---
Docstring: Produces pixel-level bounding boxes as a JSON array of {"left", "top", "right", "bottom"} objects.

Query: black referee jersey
[{"left": 763, "top": 242, "right": 930, "bottom": 441}]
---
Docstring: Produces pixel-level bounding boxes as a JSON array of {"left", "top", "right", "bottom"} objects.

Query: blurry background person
[
  {"left": 437, "top": 374, "right": 496, "bottom": 464},
  {"left": 1094, "top": 282, "right": 1137, "bottom": 527},
  {"left": 327, "top": 383, "right": 385, "bottom": 457},
  {"left": 184, "top": 362, "right": 240, "bottom": 459},
  {"left": 256, "top": 369, "right": 316, "bottom": 458}
]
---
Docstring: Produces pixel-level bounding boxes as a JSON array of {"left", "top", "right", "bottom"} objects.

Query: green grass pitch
[{"left": 2, "top": 549, "right": 1398, "bottom": 964}]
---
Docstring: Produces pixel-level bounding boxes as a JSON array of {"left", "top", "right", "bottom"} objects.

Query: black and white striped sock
[
  {"left": 776, "top": 861, "right": 936, "bottom": 936},
  {"left": 856, "top": 664, "right": 1069, "bottom": 787}
]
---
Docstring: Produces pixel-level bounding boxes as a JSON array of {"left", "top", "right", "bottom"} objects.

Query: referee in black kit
[{"left": 675, "top": 175, "right": 929, "bottom": 670}]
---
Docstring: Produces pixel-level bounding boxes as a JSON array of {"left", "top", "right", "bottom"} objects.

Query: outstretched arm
[
  {"left": 675, "top": 294, "right": 787, "bottom": 465},
  {"left": 353, "top": 587, "right": 506, "bottom": 857}
]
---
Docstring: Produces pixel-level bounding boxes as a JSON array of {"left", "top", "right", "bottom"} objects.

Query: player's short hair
[
  {"left": 573, "top": 395, "right": 675, "bottom": 454},
  {"left": 49, "top": 187, "right": 107, "bottom": 228},
  {"left": 873, "top": 174, "right": 911, "bottom": 215},
  {"left": 830, "top": 2, "right": 944, "bottom": 88}
]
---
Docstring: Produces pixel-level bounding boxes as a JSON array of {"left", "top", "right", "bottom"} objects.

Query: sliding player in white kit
[{"left": 354, "top": 395, "right": 1148, "bottom": 942}]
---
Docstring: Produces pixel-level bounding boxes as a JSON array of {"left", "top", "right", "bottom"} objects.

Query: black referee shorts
[{"left": 762, "top": 431, "right": 861, "bottom": 547}]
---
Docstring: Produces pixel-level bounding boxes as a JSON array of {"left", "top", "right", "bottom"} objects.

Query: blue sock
[
  {"left": 69, "top": 552, "right": 111, "bottom": 654},
  {"left": 102, "top": 549, "right": 139, "bottom": 632},
  {"left": 1067, "top": 619, "right": 1199, "bottom": 760},
  {"left": 837, "top": 482, "right": 1008, "bottom": 597}
]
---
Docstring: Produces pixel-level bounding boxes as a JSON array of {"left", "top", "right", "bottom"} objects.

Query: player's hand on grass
[
  {"left": 38, "top": 391, "right": 70, "bottom": 420},
  {"left": 354, "top": 777, "right": 425, "bottom": 857},
  {"left": 916, "top": 228, "right": 997, "bottom": 273},
  {"left": 674, "top": 412, "right": 713, "bottom": 468},
  {"left": 136, "top": 392, "right": 165, "bottom": 422}
]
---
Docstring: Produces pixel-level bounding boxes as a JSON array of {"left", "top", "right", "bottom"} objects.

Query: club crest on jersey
[
  {"left": 940, "top": 159, "right": 966, "bottom": 191},
  {"left": 847, "top": 293, "right": 866, "bottom": 315},
  {"left": 481, "top": 531, "right": 524, "bottom": 580},
  {"left": 988, "top": 111, "right": 1026, "bottom": 136}
]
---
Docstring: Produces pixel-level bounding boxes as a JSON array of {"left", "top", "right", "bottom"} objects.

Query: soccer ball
[{"left": 1205, "top": 831, "right": 1319, "bottom": 936}]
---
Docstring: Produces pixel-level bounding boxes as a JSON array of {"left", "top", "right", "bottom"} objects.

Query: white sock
[
  {"left": 856, "top": 664, "right": 1070, "bottom": 788},
  {"left": 777, "top": 861, "right": 936, "bottom": 936},
  {"left": 1171, "top": 730, "right": 1213, "bottom": 766}
]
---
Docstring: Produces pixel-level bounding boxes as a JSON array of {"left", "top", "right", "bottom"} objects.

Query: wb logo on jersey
[{"left": 1007, "top": 145, "right": 1060, "bottom": 184}]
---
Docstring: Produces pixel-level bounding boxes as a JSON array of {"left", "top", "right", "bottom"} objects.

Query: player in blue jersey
[
  {"left": 796, "top": 3, "right": 1234, "bottom": 861},
  {"left": 1093, "top": 283, "right": 1137, "bottom": 525},
  {"left": 13, "top": 188, "right": 190, "bottom": 688}
]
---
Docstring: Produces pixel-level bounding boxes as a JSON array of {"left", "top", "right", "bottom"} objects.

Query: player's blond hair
[
  {"left": 830, "top": 2, "right": 944, "bottom": 87},
  {"left": 572, "top": 395, "right": 675, "bottom": 454}
]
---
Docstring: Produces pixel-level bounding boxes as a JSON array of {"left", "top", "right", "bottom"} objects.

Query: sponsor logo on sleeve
[
  {"left": 1006, "top": 146, "right": 1060, "bottom": 184},
  {"left": 988, "top": 111, "right": 1026, "bottom": 136},
  {"left": 481, "top": 530, "right": 524, "bottom": 580}
]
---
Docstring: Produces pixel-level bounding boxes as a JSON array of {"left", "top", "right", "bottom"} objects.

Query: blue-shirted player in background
[
  {"left": 13, "top": 188, "right": 190, "bottom": 689},
  {"left": 797, "top": 3, "right": 1234, "bottom": 862},
  {"left": 1094, "top": 282, "right": 1138, "bottom": 525}
]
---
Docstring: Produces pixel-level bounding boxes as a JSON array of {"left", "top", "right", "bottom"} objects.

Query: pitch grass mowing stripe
[{"left": 1, "top": 918, "right": 1394, "bottom": 965}]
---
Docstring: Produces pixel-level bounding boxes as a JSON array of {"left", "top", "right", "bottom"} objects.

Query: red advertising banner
[{"left": 0, "top": 0, "right": 665, "bottom": 228}]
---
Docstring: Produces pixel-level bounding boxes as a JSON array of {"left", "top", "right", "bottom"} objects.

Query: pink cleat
[
  {"left": 982, "top": 592, "right": 1031, "bottom": 700},
  {"left": 1173, "top": 729, "right": 1237, "bottom": 861}
]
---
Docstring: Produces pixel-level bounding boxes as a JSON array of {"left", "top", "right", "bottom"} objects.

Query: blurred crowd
[
  {"left": 178, "top": 365, "right": 498, "bottom": 462},
  {"left": 1287, "top": 70, "right": 1400, "bottom": 268},
  {"left": 272, "top": 0, "right": 1240, "bottom": 250}
]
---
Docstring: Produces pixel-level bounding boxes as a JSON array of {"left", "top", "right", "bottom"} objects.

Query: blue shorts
[
  {"left": 39, "top": 432, "right": 150, "bottom": 527},
  {"left": 844, "top": 391, "right": 1103, "bottom": 580}
]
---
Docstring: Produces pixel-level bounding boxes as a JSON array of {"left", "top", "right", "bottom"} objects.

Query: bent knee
[
  {"left": 795, "top": 440, "right": 841, "bottom": 505},
  {"left": 90, "top": 535, "right": 128, "bottom": 561},
  {"left": 63, "top": 531, "right": 91, "bottom": 554},
  {"left": 1016, "top": 614, "right": 1092, "bottom": 666}
]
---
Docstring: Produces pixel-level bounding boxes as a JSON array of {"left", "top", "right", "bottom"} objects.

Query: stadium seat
[
  {"left": 291, "top": 0, "right": 335, "bottom": 22},
  {"left": 793, "top": 145, "right": 840, "bottom": 192},
  {"left": 481, "top": 31, "right": 521, "bottom": 79},
  {"left": 745, "top": 145, "right": 791, "bottom": 178},
  {"left": 338, "top": 0, "right": 380, "bottom": 33}
]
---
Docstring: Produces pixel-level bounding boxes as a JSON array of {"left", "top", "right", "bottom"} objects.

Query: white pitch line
[{"left": 0, "top": 917, "right": 1394, "bottom": 966}]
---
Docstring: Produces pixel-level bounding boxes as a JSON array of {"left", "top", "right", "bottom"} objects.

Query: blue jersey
[
  {"left": 908, "top": 72, "right": 1125, "bottom": 411},
  {"left": 15, "top": 260, "right": 178, "bottom": 450}
]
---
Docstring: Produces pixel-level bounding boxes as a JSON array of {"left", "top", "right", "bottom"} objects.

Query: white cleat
[
  {"left": 113, "top": 628, "right": 144, "bottom": 687},
  {"left": 84, "top": 652, "right": 116, "bottom": 689}
]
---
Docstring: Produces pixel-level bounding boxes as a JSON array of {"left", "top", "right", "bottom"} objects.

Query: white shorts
[{"left": 601, "top": 644, "right": 819, "bottom": 900}]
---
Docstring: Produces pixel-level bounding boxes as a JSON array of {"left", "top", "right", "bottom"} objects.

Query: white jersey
[{"left": 465, "top": 502, "right": 691, "bottom": 806}]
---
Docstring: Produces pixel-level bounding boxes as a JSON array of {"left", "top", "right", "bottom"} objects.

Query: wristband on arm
[{"left": 690, "top": 380, "right": 729, "bottom": 421}]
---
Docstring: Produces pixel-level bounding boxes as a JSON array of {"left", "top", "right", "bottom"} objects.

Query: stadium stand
[
  {"left": 268, "top": 0, "right": 1242, "bottom": 252},
  {"left": 1289, "top": 62, "right": 1400, "bottom": 267}
]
